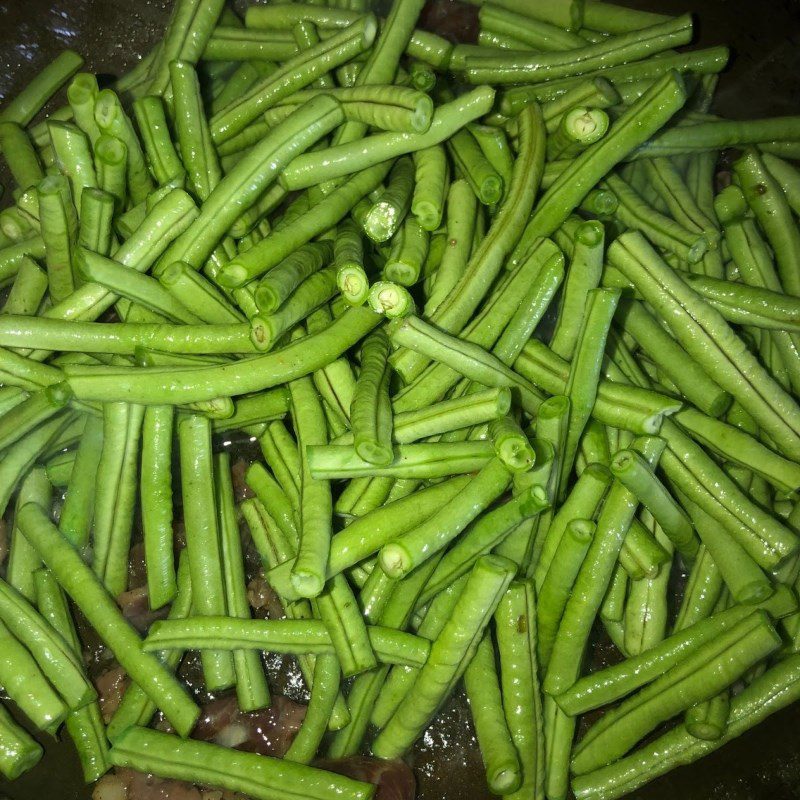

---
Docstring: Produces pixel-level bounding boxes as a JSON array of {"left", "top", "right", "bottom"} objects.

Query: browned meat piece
[
  {"left": 193, "top": 693, "right": 306, "bottom": 758},
  {"left": 230, "top": 458, "right": 255, "bottom": 502},
  {"left": 317, "top": 757, "right": 416, "bottom": 800},
  {"left": 117, "top": 585, "right": 169, "bottom": 633},
  {"left": 246, "top": 575, "right": 285, "bottom": 620},
  {"left": 93, "top": 768, "right": 202, "bottom": 800},
  {"left": 127, "top": 541, "right": 148, "bottom": 590},
  {"left": 95, "top": 665, "right": 129, "bottom": 723}
]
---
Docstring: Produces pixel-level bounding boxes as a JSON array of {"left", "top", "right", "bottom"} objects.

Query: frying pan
[{"left": 0, "top": 0, "right": 799, "bottom": 797}]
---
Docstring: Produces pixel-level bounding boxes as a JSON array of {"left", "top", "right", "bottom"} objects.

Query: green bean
[
  {"left": 106, "top": 553, "right": 192, "bottom": 740},
  {"left": 213, "top": 453, "right": 270, "bottom": 712},
  {"left": 384, "top": 216, "right": 429, "bottom": 286},
  {"left": 144, "top": 0, "right": 226, "bottom": 93},
  {"left": 316, "top": 574, "right": 378, "bottom": 676},
  {"left": 253, "top": 241, "right": 333, "bottom": 315},
  {"left": 0, "top": 315, "right": 256, "bottom": 356},
  {"left": 735, "top": 148, "right": 800, "bottom": 297},
  {"left": 623, "top": 516, "right": 673, "bottom": 656},
  {"left": 132, "top": 95, "right": 184, "bottom": 186},
  {"left": 417, "top": 488, "right": 548, "bottom": 609},
  {"left": 620, "top": 516, "right": 671, "bottom": 580},
  {"left": 6, "top": 467, "right": 50, "bottom": 603},
  {"left": 212, "top": 389, "right": 290, "bottom": 434},
  {"left": 0, "top": 236, "right": 45, "bottom": 288},
  {"left": 561, "top": 287, "right": 621, "bottom": 491},
  {"left": 358, "top": 156, "right": 415, "bottom": 245},
  {"left": 65, "top": 305, "right": 380, "bottom": 403},
  {"left": 66, "top": 73, "right": 102, "bottom": 146},
  {"left": 423, "top": 180, "right": 473, "bottom": 314},
  {"left": 282, "top": 87, "right": 495, "bottom": 191},
  {"left": 158, "top": 260, "right": 244, "bottom": 323},
  {"left": 447, "top": 127, "right": 503, "bottom": 206},
  {"left": 76, "top": 249, "right": 200, "bottom": 324},
  {"left": 684, "top": 274, "right": 800, "bottom": 332},
  {"left": 631, "top": 114, "right": 800, "bottom": 159},
  {"left": 350, "top": 330, "right": 393, "bottom": 466},
  {"left": 372, "top": 555, "right": 515, "bottom": 757},
  {"left": 495, "top": 579, "right": 545, "bottom": 800},
  {"left": 611, "top": 232, "right": 800, "bottom": 459},
  {"left": 111, "top": 726, "right": 374, "bottom": 800},
  {"left": 534, "top": 462, "right": 610, "bottom": 590},
  {"left": 583, "top": 0, "right": 671, "bottom": 33},
  {"left": 0, "top": 703, "right": 42, "bottom": 779},
  {"left": 0, "top": 574, "right": 93, "bottom": 712},
  {"left": 547, "top": 106, "right": 610, "bottom": 160},
  {"left": 287, "top": 372, "right": 333, "bottom": 596},
  {"left": 674, "top": 407, "right": 800, "bottom": 494},
  {"left": 268, "top": 477, "right": 468, "bottom": 601},
  {"left": 90, "top": 401, "right": 143, "bottom": 596},
  {"left": 571, "top": 611, "right": 780, "bottom": 775},
  {"left": 332, "top": 220, "right": 367, "bottom": 307},
  {"left": 489, "top": 415, "right": 535, "bottom": 472},
  {"left": 158, "top": 99, "right": 348, "bottom": 276},
  {"left": 675, "top": 549, "right": 723, "bottom": 638},
  {"left": 0, "top": 121, "right": 43, "bottom": 190},
  {"left": 0, "top": 412, "right": 72, "bottom": 516},
  {"left": 37, "top": 175, "right": 77, "bottom": 301},
  {"left": 210, "top": 18, "right": 376, "bottom": 144},
  {"left": 170, "top": 61, "right": 221, "bottom": 202},
  {"left": 465, "top": 15, "right": 692, "bottom": 84},
  {"left": 0, "top": 613, "right": 66, "bottom": 732},
  {"left": 144, "top": 617, "right": 426, "bottom": 668},
  {"left": 48, "top": 120, "right": 98, "bottom": 208},
  {"left": 677, "top": 489, "right": 773, "bottom": 605},
  {"left": 480, "top": 4, "right": 585, "bottom": 50},
  {"left": 464, "top": 632, "right": 521, "bottom": 794},
  {"left": 33, "top": 568, "right": 110, "bottom": 780},
  {"left": 603, "top": 172, "right": 709, "bottom": 263},
  {"left": 660, "top": 418, "right": 797, "bottom": 568},
  {"left": 761, "top": 151, "right": 800, "bottom": 216},
  {"left": 538, "top": 518, "right": 595, "bottom": 670},
  {"left": 611, "top": 449, "right": 698, "bottom": 561},
  {"left": 365, "top": 281, "right": 414, "bottom": 320},
  {"left": 502, "top": 76, "right": 619, "bottom": 123},
  {"left": 94, "top": 89, "right": 154, "bottom": 204},
  {"left": 549, "top": 220, "right": 602, "bottom": 355},
  {"left": 77, "top": 188, "right": 114, "bottom": 260},
  {"left": 93, "top": 134, "right": 127, "bottom": 212},
  {"left": 411, "top": 144, "right": 448, "bottom": 231},
  {"left": 0, "top": 50, "right": 83, "bottom": 126},
  {"left": 1, "top": 256, "right": 43, "bottom": 318},
  {"left": 511, "top": 71, "right": 686, "bottom": 259},
  {"left": 390, "top": 316, "right": 544, "bottom": 414},
  {"left": 0, "top": 382, "right": 71, "bottom": 452},
  {"left": 178, "top": 414, "right": 235, "bottom": 691},
  {"left": 283, "top": 652, "right": 339, "bottom": 763},
  {"left": 138, "top": 405, "right": 176, "bottom": 610},
  {"left": 572, "top": 652, "right": 800, "bottom": 800},
  {"left": 558, "top": 585, "right": 795, "bottom": 717},
  {"left": 617, "top": 297, "right": 731, "bottom": 416},
  {"left": 379, "top": 458, "right": 511, "bottom": 579},
  {"left": 545, "top": 436, "right": 663, "bottom": 695}
]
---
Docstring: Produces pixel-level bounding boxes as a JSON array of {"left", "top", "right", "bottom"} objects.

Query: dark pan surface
[{"left": 1, "top": 1, "right": 800, "bottom": 798}]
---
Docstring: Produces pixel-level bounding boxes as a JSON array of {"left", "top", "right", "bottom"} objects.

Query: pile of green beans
[{"left": 2, "top": 0, "right": 800, "bottom": 797}]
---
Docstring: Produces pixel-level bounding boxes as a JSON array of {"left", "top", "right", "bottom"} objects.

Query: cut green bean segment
[
  {"left": 178, "top": 414, "right": 234, "bottom": 691},
  {"left": 379, "top": 457, "right": 512, "bottom": 579},
  {"left": 571, "top": 611, "right": 780, "bottom": 775},
  {"left": 371, "top": 555, "right": 515, "bottom": 758},
  {"left": 111, "top": 726, "right": 374, "bottom": 800},
  {"left": 0, "top": 702, "right": 43, "bottom": 779}
]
